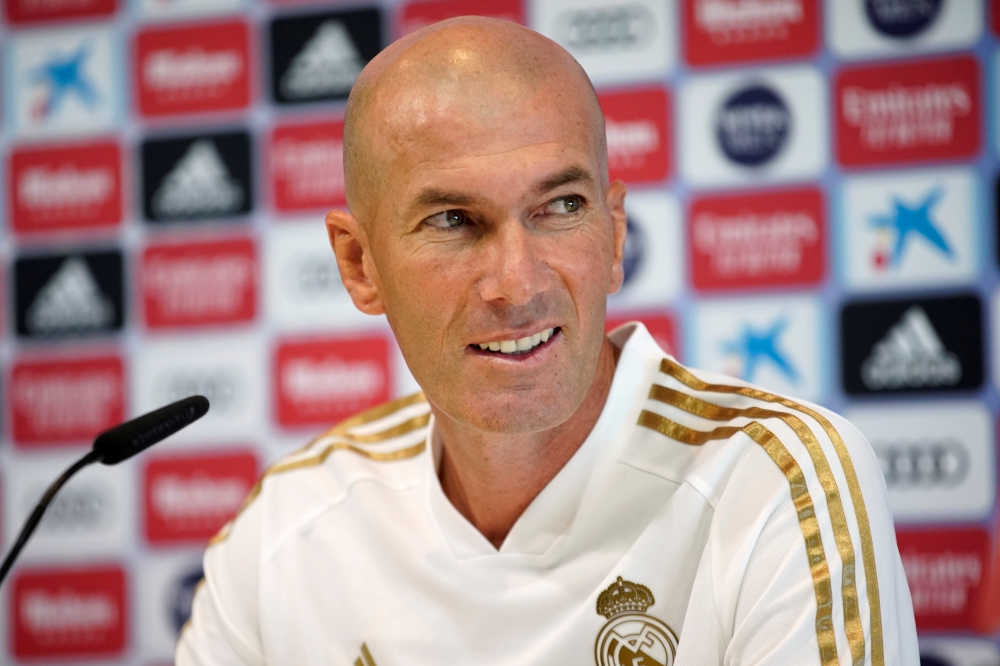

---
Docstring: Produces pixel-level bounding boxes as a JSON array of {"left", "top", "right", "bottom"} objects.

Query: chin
[{"left": 464, "top": 394, "right": 576, "bottom": 435}]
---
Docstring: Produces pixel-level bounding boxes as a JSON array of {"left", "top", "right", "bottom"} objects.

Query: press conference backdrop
[{"left": 0, "top": 0, "right": 996, "bottom": 662}]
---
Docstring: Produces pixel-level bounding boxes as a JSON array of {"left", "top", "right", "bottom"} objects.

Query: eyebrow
[
  {"left": 406, "top": 166, "right": 596, "bottom": 220},
  {"left": 533, "top": 166, "right": 594, "bottom": 195}
]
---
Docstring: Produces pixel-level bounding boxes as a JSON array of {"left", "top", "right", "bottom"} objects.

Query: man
[{"left": 178, "top": 17, "right": 917, "bottom": 666}]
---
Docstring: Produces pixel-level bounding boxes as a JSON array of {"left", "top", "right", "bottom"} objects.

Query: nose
[{"left": 477, "top": 218, "right": 549, "bottom": 305}]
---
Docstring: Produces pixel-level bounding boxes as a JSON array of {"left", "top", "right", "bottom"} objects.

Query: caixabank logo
[
  {"left": 679, "top": 65, "right": 826, "bottom": 189},
  {"left": 143, "top": 450, "right": 258, "bottom": 544},
  {"left": 15, "top": 249, "right": 124, "bottom": 340},
  {"left": 263, "top": 220, "right": 368, "bottom": 332},
  {"left": 271, "top": 119, "right": 346, "bottom": 212},
  {"left": 897, "top": 527, "right": 990, "bottom": 631},
  {"left": 689, "top": 186, "right": 825, "bottom": 291},
  {"left": 836, "top": 56, "right": 979, "bottom": 168},
  {"left": 275, "top": 334, "right": 392, "bottom": 427},
  {"left": 840, "top": 294, "right": 982, "bottom": 396},
  {"left": 607, "top": 192, "right": 683, "bottom": 311},
  {"left": 10, "top": 354, "right": 125, "bottom": 446},
  {"left": 270, "top": 8, "right": 383, "bottom": 105},
  {"left": 399, "top": 0, "right": 524, "bottom": 36},
  {"left": 4, "top": 0, "right": 116, "bottom": 24},
  {"left": 691, "top": 295, "right": 823, "bottom": 402},
  {"left": 12, "top": 565, "right": 127, "bottom": 659},
  {"left": 599, "top": 87, "right": 671, "bottom": 185},
  {"left": 840, "top": 168, "right": 979, "bottom": 292},
  {"left": 846, "top": 401, "right": 995, "bottom": 523},
  {"left": 8, "top": 140, "right": 122, "bottom": 235},
  {"left": 142, "top": 130, "right": 253, "bottom": 223},
  {"left": 531, "top": 0, "right": 677, "bottom": 86},
  {"left": 141, "top": 237, "right": 257, "bottom": 329},
  {"left": 682, "top": 0, "right": 819, "bottom": 66},
  {"left": 135, "top": 20, "right": 250, "bottom": 118},
  {"left": 5, "top": 455, "right": 131, "bottom": 559},
  {"left": 133, "top": 334, "right": 266, "bottom": 443},
  {"left": 4, "top": 25, "right": 122, "bottom": 137},
  {"left": 827, "top": 0, "right": 982, "bottom": 61}
]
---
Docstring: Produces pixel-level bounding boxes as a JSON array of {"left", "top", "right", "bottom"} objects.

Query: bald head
[{"left": 342, "top": 17, "right": 606, "bottom": 223}]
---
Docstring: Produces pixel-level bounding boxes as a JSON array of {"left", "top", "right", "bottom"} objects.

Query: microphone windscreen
[{"left": 93, "top": 395, "right": 210, "bottom": 465}]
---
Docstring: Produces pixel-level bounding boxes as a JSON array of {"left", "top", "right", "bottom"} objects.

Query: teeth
[{"left": 478, "top": 328, "right": 555, "bottom": 355}]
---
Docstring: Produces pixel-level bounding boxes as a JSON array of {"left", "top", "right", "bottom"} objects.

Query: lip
[
  {"left": 466, "top": 327, "right": 562, "bottom": 362},
  {"left": 467, "top": 323, "right": 562, "bottom": 348}
]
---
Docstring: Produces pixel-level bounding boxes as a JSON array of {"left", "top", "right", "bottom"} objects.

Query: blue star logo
[
  {"left": 869, "top": 187, "right": 952, "bottom": 267},
  {"left": 723, "top": 317, "right": 798, "bottom": 383},
  {"left": 30, "top": 44, "right": 97, "bottom": 119}
]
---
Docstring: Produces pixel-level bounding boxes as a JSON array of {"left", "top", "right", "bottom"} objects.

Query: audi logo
[
  {"left": 874, "top": 440, "right": 969, "bottom": 488},
  {"left": 295, "top": 254, "right": 342, "bottom": 295},
  {"left": 25, "top": 482, "right": 110, "bottom": 533},
  {"left": 555, "top": 4, "right": 654, "bottom": 53}
]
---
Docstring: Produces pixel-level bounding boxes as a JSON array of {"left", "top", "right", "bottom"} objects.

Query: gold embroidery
[
  {"left": 648, "top": 383, "right": 865, "bottom": 666},
  {"left": 355, "top": 643, "right": 378, "bottom": 666},
  {"left": 594, "top": 576, "right": 678, "bottom": 666},
  {"left": 658, "top": 358, "right": 881, "bottom": 666},
  {"left": 637, "top": 413, "right": 838, "bottom": 666}
]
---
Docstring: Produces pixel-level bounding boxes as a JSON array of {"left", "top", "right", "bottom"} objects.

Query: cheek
[
  {"left": 378, "top": 248, "right": 466, "bottom": 341},
  {"left": 552, "top": 228, "right": 615, "bottom": 308}
]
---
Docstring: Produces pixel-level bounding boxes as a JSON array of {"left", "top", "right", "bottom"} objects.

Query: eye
[
  {"left": 424, "top": 209, "right": 470, "bottom": 230},
  {"left": 545, "top": 195, "right": 584, "bottom": 215}
]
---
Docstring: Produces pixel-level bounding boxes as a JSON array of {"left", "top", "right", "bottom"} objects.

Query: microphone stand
[
  {"left": 0, "top": 394, "right": 210, "bottom": 588},
  {"left": 0, "top": 450, "right": 102, "bottom": 585}
]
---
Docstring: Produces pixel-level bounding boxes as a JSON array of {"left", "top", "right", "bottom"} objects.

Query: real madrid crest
[{"left": 594, "top": 576, "right": 678, "bottom": 666}]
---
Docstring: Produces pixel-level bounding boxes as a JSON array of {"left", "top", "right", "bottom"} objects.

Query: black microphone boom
[
  {"left": 93, "top": 395, "right": 209, "bottom": 465},
  {"left": 0, "top": 395, "right": 210, "bottom": 586}
]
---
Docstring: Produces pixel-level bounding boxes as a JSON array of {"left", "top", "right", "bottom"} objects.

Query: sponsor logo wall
[{"left": 0, "top": 0, "right": 999, "bottom": 662}]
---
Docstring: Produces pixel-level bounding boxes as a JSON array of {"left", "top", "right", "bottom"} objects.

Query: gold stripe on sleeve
[
  {"left": 207, "top": 440, "right": 426, "bottom": 548},
  {"left": 658, "top": 358, "right": 881, "bottom": 666},
  {"left": 327, "top": 392, "right": 427, "bottom": 436},
  {"left": 638, "top": 412, "right": 839, "bottom": 666},
  {"left": 331, "top": 413, "right": 431, "bottom": 444},
  {"left": 360, "top": 643, "right": 378, "bottom": 666},
  {"left": 206, "top": 397, "right": 430, "bottom": 549},
  {"left": 648, "top": 384, "right": 865, "bottom": 666}
]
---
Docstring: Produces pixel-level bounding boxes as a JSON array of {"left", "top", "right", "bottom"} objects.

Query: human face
[{"left": 335, "top": 92, "right": 627, "bottom": 435}]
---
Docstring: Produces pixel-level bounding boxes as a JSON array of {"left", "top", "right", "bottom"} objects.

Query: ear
[
  {"left": 606, "top": 180, "right": 629, "bottom": 295},
  {"left": 325, "top": 209, "right": 387, "bottom": 316}
]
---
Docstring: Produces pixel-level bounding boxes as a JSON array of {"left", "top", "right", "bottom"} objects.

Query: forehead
[{"left": 374, "top": 81, "right": 601, "bottom": 191}]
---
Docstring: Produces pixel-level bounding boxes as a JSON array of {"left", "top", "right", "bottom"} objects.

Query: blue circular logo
[
  {"left": 621, "top": 217, "right": 645, "bottom": 288},
  {"left": 170, "top": 566, "right": 204, "bottom": 635},
  {"left": 715, "top": 85, "right": 790, "bottom": 167},
  {"left": 864, "top": 0, "right": 942, "bottom": 38}
]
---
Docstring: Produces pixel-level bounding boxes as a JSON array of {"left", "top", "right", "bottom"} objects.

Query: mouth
[{"left": 469, "top": 327, "right": 560, "bottom": 356}]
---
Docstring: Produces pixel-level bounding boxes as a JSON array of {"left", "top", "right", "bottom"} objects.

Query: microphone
[{"left": 0, "top": 395, "right": 211, "bottom": 586}]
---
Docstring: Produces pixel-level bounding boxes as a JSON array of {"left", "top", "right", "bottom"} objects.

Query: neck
[{"left": 434, "top": 336, "right": 620, "bottom": 549}]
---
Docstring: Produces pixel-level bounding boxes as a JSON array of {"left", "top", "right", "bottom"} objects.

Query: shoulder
[
  {"left": 208, "top": 391, "right": 432, "bottom": 550},
  {"left": 634, "top": 356, "right": 882, "bottom": 504},
  {"left": 636, "top": 357, "right": 901, "bottom": 666}
]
